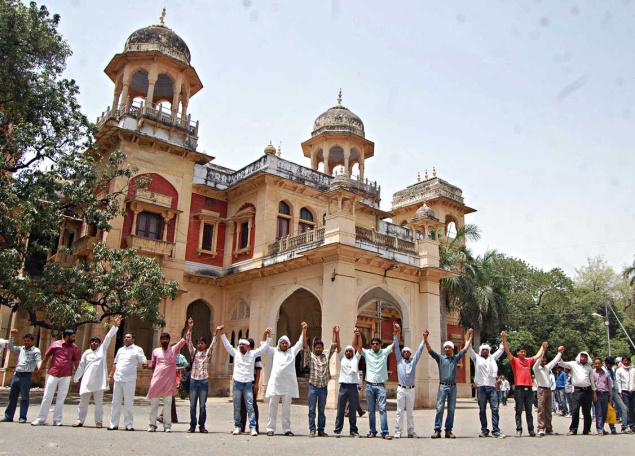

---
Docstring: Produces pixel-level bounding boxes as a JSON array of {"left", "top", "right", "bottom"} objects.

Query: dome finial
[
  {"left": 337, "top": 88, "right": 342, "bottom": 106},
  {"left": 160, "top": 7, "right": 166, "bottom": 25},
  {"left": 432, "top": 166, "right": 437, "bottom": 177}
]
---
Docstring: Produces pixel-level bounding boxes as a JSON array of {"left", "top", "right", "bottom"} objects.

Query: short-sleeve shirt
[
  {"left": 46, "top": 340, "right": 81, "bottom": 378},
  {"left": 361, "top": 345, "right": 393, "bottom": 384},
  {"left": 510, "top": 356, "right": 536, "bottom": 387},
  {"left": 338, "top": 352, "right": 361, "bottom": 384}
]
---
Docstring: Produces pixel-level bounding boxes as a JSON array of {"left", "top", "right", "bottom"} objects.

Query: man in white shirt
[
  {"left": 532, "top": 344, "right": 564, "bottom": 436},
  {"left": 261, "top": 322, "right": 307, "bottom": 437},
  {"left": 469, "top": 342, "right": 505, "bottom": 438},
  {"left": 107, "top": 332, "right": 147, "bottom": 431},
  {"left": 73, "top": 316, "right": 121, "bottom": 428},
  {"left": 558, "top": 351, "right": 596, "bottom": 435},
  {"left": 333, "top": 327, "right": 362, "bottom": 437},
  {"left": 615, "top": 355, "right": 634, "bottom": 433},
  {"left": 220, "top": 325, "right": 267, "bottom": 437}
]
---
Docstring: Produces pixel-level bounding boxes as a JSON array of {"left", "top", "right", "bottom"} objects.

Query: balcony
[
  {"left": 132, "top": 188, "right": 173, "bottom": 209},
  {"left": 72, "top": 235, "right": 98, "bottom": 256},
  {"left": 355, "top": 226, "right": 416, "bottom": 255},
  {"left": 127, "top": 235, "right": 174, "bottom": 257},
  {"left": 268, "top": 228, "right": 326, "bottom": 256},
  {"left": 49, "top": 251, "right": 75, "bottom": 267}
]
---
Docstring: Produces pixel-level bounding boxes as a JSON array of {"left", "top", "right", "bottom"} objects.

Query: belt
[
  {"left": 367, "top": 382, "right": 385, "bottom": 387},
  {"left": 575, "top": 386, "right": 592, "bottom": 391},
  {"left": 440, "top": 382, "right": 456, "bottom": 386},
  {"left": 516, "top": 386, "right": 532, "bottom": 390},
  {"left": 398, "top": 384, "right": 415, "bottom": 389}
]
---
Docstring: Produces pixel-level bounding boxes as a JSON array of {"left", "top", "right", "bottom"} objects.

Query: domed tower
[
  {"left": 96, "top": 9, "right": 204, "bottom": 152},
  {"left": 301, "top": 90, "right": 374, "bottom": 179}
]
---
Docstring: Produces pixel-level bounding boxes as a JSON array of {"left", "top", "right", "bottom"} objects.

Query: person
[
  {"left": 425, "top": 327, "right": 473, "bottom": 439},
  {"left": 72, "top": 315, "right": 121, "bottom": 428},
  {"left": 558, "top": 351, "right": 596, "bottom": 436},
  {"left": 145, "top": 318, "right": 192, "bottom": 432},
  {"left": 333, "top": 328, "right": 362, "bottom": 437},
  {"left": 393, "top": 322, "right": 425, "bottom": 439},
  {"left": 592, "top": 357, "right": 612, "bottom": 435},
  {"left": 31, "top": 329, "right": 81, "bottom": 426},
  {"left": 564, "top": 368, "right": 574, "bottom": 417},
  {"left": 500, "top": 376, "right": 510, "bottom": 406},
  {"left": 303, "top": 325, "right": 337, "bottom": 437},
  {"left": 469, "top": 339, "right": 505, "bottom": 438},
  {"left": 220, "top": 326, "right": 267, "bottom": 437},
  {"left": 361, "top": 327, "right": 396, "bottom": 440},
  {"left": 550, "top": 371, "right": 557, "bottom": 414},
  {"left": 157, "top": 353, "right": 188, "bottom": 425},
  {"left": 187, "top": 326, "right": 219, "bottom": 433},
  {"left": 262, "top": 322, "right": 307, "bottom": 436},
  {"left": 500, "top": 331, "right": 545, "bottom": 437},
  {"left": 239, "top": 338, "right": 263, "bottom": 434},
  {"left": 555, "top": 366, "right": 568, "bottom": 416},
  {"left": 532, "top": 343, "right": 564, "bottom": 436},
  {"left": 605, "top": 356, "right": 627, "bottom": 434},
  {"left": 2, "top": 330, "right": 42, "bottom": 423},
  {"left": 108, "top": 332, "right": 147, "bottom": 431},
  {"left": 615, "top": 355, "right": 634, "bottom": 433}
]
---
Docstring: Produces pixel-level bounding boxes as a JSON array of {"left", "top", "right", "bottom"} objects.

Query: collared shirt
[
  {"left": 509, "top": 356, "right": 536, "bottom": 387},
  {"left": 8, "top": 338, "right": 42, "bottom": 373},
  {"left": 394, "top": 336, "right": 425, "bottom": 387},
  {"left": 188, "top": 336, "right": 216, "bottom": 381},
  {"left": 501, "top": 379, "right": 510, "bottom": 391},
  {"left": 593, "top": 368, "right": 612, "bottom": 392},
  {"left": 338, "top": 352, "right": 361, "bottom": 384},
  {"left": 45, "top": 340, "right": 81, "bottom": 378},
  {"left": 430, "top": 348, "right": 467, "bottom": 384},
  {"left": 532, "top": 352, "right": 562, "bottom": 388},
  {"left": 361, "top": 344, "right": 394, "bottom": 384},
  {"left": 555, "top": 370, "right": 567, "bottom": 389},
  {"left": 615, "top": 365, "right": 632, "bottom": 393},
  {"left": 558, "top": 360, "right": 596, "bottom": 391},
  {"left": 303, "top": 345, "right": 336, "bottom": 388},
  {"left": 113, "top": 344, "right": 146, "bottom": 382},
  {"left": 469, "top": 346, "right": 504, "bottom": 387},
  {"left": 253, "top": 356, "right": 262, "bottom": 384},
  {"left": 221, "top": 334, "right": 265, "bottom": 384}
]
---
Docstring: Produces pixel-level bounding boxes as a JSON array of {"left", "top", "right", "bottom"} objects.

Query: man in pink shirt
[
  {"left": 146, "top": 317, "right": 192, "bottom": 432},
  {"left": 31, "top": 329, "right": 81, "bottom": 426}
]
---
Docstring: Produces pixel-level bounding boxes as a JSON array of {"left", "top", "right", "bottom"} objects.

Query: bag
[{"left": 607, "top": 403, "right": 617, "bottom": 425}]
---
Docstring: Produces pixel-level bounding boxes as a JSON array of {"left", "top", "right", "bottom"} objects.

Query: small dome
[
  {"left": 415, "top": 203, "right": 436, "bottom": 220},
  {"left": 312, "top": 91, "right": 365, "bottom": 138},
  {"left": 264, "top": 142, "right": 277, "bottom": 155},
  {"left": 124, "top": 24, "right": 191, "bottom": 64}
]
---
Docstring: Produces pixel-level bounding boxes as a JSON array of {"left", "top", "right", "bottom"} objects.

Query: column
[
  {"left": 359, "top": 150, "right": 365, "bottom": 180},
  {"left": 171, "top": 72, "right": 183, "bottom": 121},
  {"left": 111, "top": 80, "right": 122, "bottom": 114},
  {"left": 119, "top": 65, "right": 132, "bottom": 111},
  {"left": 130, "top": 208, "right": 139, "bottom": 235},
  {"left": 145, "top": 66, "right": 158, "bottom": 112},
  {"left": 323, "top": 145, "right": 331, "bottom": 175},
  {"left": 310, "top": 148, "right": 318, "bottom": 170},
  {"left": 343, "top": 148, "right": 351, "bottom": 177}
]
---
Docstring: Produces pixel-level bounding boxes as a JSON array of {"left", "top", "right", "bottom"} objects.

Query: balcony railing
[
  {"left": 268, "top": 227, "right": 325, "bottom": 256},
  {"left": 127, "top": 235, "right": 174, "bottom": 257},
  {"left": 49, "top": 251, "right": 75, "bottom": 267},
  {"left": 355, "top": 226, "right": 416, "bottom": 254},
  {"left": 72, "top": 235, "right": 97, "bottom": 256}
]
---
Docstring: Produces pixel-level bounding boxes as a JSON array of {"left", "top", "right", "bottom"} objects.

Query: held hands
[
  {"left": 112, "top": 315, "right": 122, "bottom": 327},
  {"left": 423, "top": 329, "right": 430, "bottom": 340},
  {"left": 187, "top": 317, "right": 194, "bottom": 329},
  {"left": 542, "top": 342, "right": 549, "bottom": 351},
  {"left": 500, "top": 331, "right": 508, "bottom": 339},
  {"left": 558, "top": 346, "right": 566, "bottom": 353},
  {"left": 300, "top": 321, "right": 308, "bottom": 331},
  {"left": 333, "top": 325, "right": 340, "bottom": 334},
  {"left": 264, "top": 328, "right": 272, "bottom": 338},
  {"left": 466, "top": 328, "right": 474, "bottom": 339},
  {"left": 215, "top": 325, "right": 224, "bottom": 336},
  {"left": 393, "top": 322, "right": 401, "bottom": 336},
  {"left": 10, "top": 328, "right": 18, "bottom": 336}
]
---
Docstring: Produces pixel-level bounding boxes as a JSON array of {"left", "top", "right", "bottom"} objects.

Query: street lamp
[{"left": 592, "top": 308, "right": 611, "bottom": 356}]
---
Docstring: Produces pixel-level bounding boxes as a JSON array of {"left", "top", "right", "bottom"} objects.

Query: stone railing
[
  {"left": 355, "top": 226, "right": 416, "bottom": 254},
  {"left": 127, "top": 235, "right": 174, "bottom": 257},
  {"left": 72, "top": 235, "right": 97, "bottom": 256},
  {"left": 392, "top": 177, "right": 465, "bottom": 209},
  {"left": 50, "top": 251, "right": 75, "bottom": 267},
  {"left": 267, "top": 227, "right": 326, "bottom": 256},
  {"left": 133, "top": 188, "right": 173, "bottom": 208}
]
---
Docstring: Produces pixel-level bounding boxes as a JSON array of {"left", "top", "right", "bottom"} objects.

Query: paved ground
[{"left": 0, "top": 391, "right": 631, "bottom": 456}]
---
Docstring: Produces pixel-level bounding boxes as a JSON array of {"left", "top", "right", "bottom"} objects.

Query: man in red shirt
[
  {"left": 501, "top": 331, "right": 546, "bottom": 438},
  {"left": 31, "top": 329, "right": 81, "bottom": 426}
]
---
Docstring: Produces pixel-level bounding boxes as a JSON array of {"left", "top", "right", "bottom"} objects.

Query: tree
[{"left": 0, "top": 1, "right": 177, "bottom": 332}]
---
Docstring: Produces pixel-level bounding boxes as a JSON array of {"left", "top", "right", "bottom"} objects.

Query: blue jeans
[
  {"left": 434, "top": 384, "right": 457, "bottom": 432},
  {"left": 4, "top": 372, "right": 32, "bottom": 421},
  {"left": 555, "top": 389, "right": 568, "bottom": 415},
  {"left": 624, "top": 391, "right": 635, "bottom": 430},
  {"left": 334, "top": 383, "right": 359, "bottom": 434},
  {"left": 308, "top": 384, "right": 328, "bottom": 433},
  {"left": 233, "top": 381, "right": 256, "bottom": 429},
  {"left": 477, "top": 386, "right": 500, "bottom": 434},
  {"left": 189, "top": 379, "right": 208, "bottom": 429},
  {"left": 365, "top": 384, "right": 388, "bottom": 435}
]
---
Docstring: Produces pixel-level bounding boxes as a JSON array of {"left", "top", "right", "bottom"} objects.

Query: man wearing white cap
[
  {"left": 392, "top": 322, "right": 425, "bottom": 439},
  {"left": 261, "top": 322, "right": 308, "bottom": 436},
  {"left": 220, "top": 326, "right": 268, "bottom": 436},
  {"left": 333, "top": 328, "right": 362, "bottom": 437},
  {"left": 424, "top": 327, "right": 473, "bottom": 439},
  {"left": 469, "top": 339, "right": 505, "bottom": 438},
  {"left": 558, "top": 350, "right": 596, "bottom": 435}
]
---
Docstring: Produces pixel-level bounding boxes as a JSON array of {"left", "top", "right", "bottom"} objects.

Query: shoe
[
  {"left": 95, "top": 422, "right": 103, "bottom": 429},
  {"left": 408, "top": 432, "right": 417, "bottom": 438},
  {"left": 492, "top": 432, "right": 506, "bottom": 439},
  {"left": 72, "top": 421, "right": 83, "bottom": 428},
  {"left": 0, "top": 418, "right": 12, "bottom": 423},
  {"left": 187, "top": 427, "right": 195, "bottom": 433},
  {"left": 147, "top": 425, "right": 157, "bottom": 432},
  {"left": 431, "top": 431, "right": 441, "bottom": 439},
  {"left": 318, "top": 431, "right": 328, "bottom": 437},
  {"left": 582, "top": 431, "right": 590, "bottom": 435},
  {"left": 394, "top": 433, "right": 401, "bottom": 439},
  {"left": 107, "top": 426, "right": 118, "bottom": 431},
  {"left": 125, "top": 427, "right": 134, "bottom": 431},
  {"left": 515, "top": 431, "right": 522, "bottom": 437},
  {"left": 309, "top": 431, "right": 316, "bottom": 438},
  {"left": 267, "top": 431, "right": 274, "bottom": 436},
  {"left": 350, "top": 431, "right": 360, "bottom": 437},
  {"left": 334, "top": 432, "right": 341, "bottom": 438},
  {"left": 53, "top": 422, "right": 62, "bottom": 426},
  {"left": 567, "top": 431, "right": 576, "bottom": 436},
  {"left": 445, "top": 431, "right": 455, "bottom": 439},
  {"left": 358, "top": 410, "right": 366, "bottom": 417},
  {"left": 18, "top": 419, "right": 26, "bottom": 424},
  {"left": 529, "top": 430, "right": 536, "bottom": 437},
  {"left": 200, "top": 428, "right": 209, "bottom": 433},
  {"left": 538, "top": 431, "right": 545, "bottom": 437},
  {"left": 250, "top": 429, "right": 258, "bottom": 436},
  {"left": 624, "top": 429, "right": 633, "bottom": 434},
  {"left": 367, "top": 432, "right": 377, "bottom": 438},
  {"left": 382, "top": 434, "right": 393, "bottom": 440},
  {"left": 479, "top": 431, "right": 489, "bottom": 438},
  {"left": 164, "top": 428, "right": 171, "bottom": 433},
  {"left": 30, "top": 420, "right": 44, "bottom": 426},
  {"left": 611, "top": 430, "right": 617, "bottom": 435},
  {"left": 284, "top": 431, "right": 294, "bottom": 436},
  {"left": 232, "top": 427, "right": 241, "bottom": 435}
]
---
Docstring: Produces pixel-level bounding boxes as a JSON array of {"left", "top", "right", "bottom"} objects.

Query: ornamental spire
[
  {"left": 337, "top": 88, "right": 342, "bottom": 106},
  {"left": 160, "top": 7, "right": 166, "bottom": 25}
]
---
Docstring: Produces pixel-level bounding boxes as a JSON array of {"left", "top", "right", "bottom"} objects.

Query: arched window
[
  {"left": 277, "top": 201, "right": 291, "bottom": 239},
  {"left": 298, "top": 207, "right": 315, "bottom": 233},
  {"left": 446, "top": 220, "right": 457, "bottom": 239}
]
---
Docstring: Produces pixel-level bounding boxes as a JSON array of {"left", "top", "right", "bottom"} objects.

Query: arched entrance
[
  {"left": 117, "top": 316, "right": 155, "bottom": 357},
  {"left": 186, "top": 299, "right": 213, "bottom": 343}
]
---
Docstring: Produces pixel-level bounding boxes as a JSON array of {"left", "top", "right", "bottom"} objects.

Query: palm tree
[{"left": 624, "top": 258, "right": 635, "bottom": 306}]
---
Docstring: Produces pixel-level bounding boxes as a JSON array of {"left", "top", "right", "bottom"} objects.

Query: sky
[{"left": 51, "top": 0, "right": 635, "bottom": 275}]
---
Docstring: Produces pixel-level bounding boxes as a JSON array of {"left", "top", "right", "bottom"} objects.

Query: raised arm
[
  {"left": 333, "top": 325, "right": 341, "bottom": 353},
  {"left": 292, "top": 322, "right": 308, "bottom": 356},
  {"left": 259, "top": 328, "right": 274, "bottom": 356},
  {"left": 533, "top": 340, "right": 547, "bottom": 360},
  {"left": 423, "top": 329, "right": 433, "bottom": 354},
  {"left": 174, "top": 317, "right": 193, "bottom": 353},
  {"left": 353, "top": 327, "right": 362, "bottom": 354},
  {"left": 462, "top": 328, "right": 474, "bottom": 353},
  {"left": 546, "top": 346, "right": 565, "bottom": 370},
  {"left": 501, "top": 331, "right": 513, "bottom": 362},
  {"left": 219, "top": 327, "right": 236, "bottom": 356},
  {"left": 393, "top": 322, "right": 402, "bottom": 362},
  {"left": 102, "top": 315, "right": 122, "bottom": 353},
  {"left": 7, "top": 329, "right": 20, "bottom": 353}
]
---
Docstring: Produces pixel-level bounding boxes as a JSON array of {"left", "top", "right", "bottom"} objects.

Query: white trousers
[
  {"left": 110, "top": 380, "right": 136, "bottom": 429},
  {"left": 76, "top": 390, "right": 104, "bottom": 424},
  {"left": 149, "top": 396, "right": 173, "bottom": 429},
  {"left": 395, "top": 386, "right": 415, "bottom": 434},
  {"left": 35, "top": 375, "right": 71, "bottom": 424},
  {"left": 267, "top": 395, "right": 292, "bottom": 433}
]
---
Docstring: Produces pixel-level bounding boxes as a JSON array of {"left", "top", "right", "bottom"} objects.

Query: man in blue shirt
[
  {"left": 554, "top": 366, "right": 568, "bottom": 415},
  {"left": 424, "top": 327, "right": 473, "bottom": 439}
]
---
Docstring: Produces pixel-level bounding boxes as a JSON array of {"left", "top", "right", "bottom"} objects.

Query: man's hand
[
  {"left": 593, "top": 392, "right": 597, "bottom": 403},
  {"left": 301, "top": 321, "right": 308, "bottom": 331},
  {"left": 466, "top": 328, "right": 474, "bottom": 339},
  {"left": 333, "top": 325, "right": 340, "bottom": 334},
  {"left": 500, "top": 331, "right": 508, "bottom": 339},
  {"left": 10, "top": 328, "right": 18, "bottom": 336},
  {"left": 542, "top": 341, "right": 549, "bottom": 350},
  {"left": 353, "top": 327, "right": 360, "bottom": 335},
  {"left": 558, "top": 346, "right": 565, "bottom": 353},
  {"left": 264, "top": 328, "right": 272, "bottom": 337},
  {"left": 112, "top": 315, "right": 122, "bottom": 327},
  {"left": 423, "top": 329, "right": 430, "bottom": 341},
  {"left": 187, "top": 317, "right": 194, "bottom": 329},
  {"left": 215, "top": 325, "right": 224, "bottom": 336},
  {"left": 108, "top": 374, "right": 114, "bottom": 385},
  {"left": 393, "top": 322, "right": 401, "bottom": 336}
]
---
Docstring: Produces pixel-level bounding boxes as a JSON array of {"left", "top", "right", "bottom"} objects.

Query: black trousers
[
  {"left": 570, "top": 388, "right": 593, "bottom": 434},
  {"left": 334, "top": 383, "right": 359, "bottom": 434},
  {"left": 514, "top": 387, "right": 534, "bottom": 432},
  {"left": 240, "top": 386, "right": 259, "bottom": 433}
]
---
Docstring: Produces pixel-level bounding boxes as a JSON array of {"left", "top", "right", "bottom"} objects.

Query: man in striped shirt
[{"left": 186, "top": 325, "right": 220, "bottom": 433}]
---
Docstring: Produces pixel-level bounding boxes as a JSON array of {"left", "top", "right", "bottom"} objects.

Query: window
[
  {"left": 298, "top": 207, "right": 315, "bottom": 233},
  {"left": 276, "top": 201, "right": 291, "bottom": 239},
  {"left": 136, "top": 211, "right": 163, "bottom": 239},
  {"left": 63, "top": 229, "right": 75, "bottom": 249},
  {"left": 201, "top": 223, "right": 214, "bottom": 251},
  {"left": 239, "top": 221, "right": 249, "bottom": 249}
]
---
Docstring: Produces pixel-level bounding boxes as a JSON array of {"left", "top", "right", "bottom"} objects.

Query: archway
[
  {"left": 186, "top": 299, "right": 213, "bottom": 343},
  {"left": 118, "top": 316, "right": 154, "bottom": 357}
]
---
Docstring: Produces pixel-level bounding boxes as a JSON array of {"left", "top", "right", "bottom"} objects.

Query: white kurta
[
  {"left": 74, "top": 325, "right": 118, "bottom": 395},
  {"left": 263, "top": 336, "right": 304, "bottom": 399}
]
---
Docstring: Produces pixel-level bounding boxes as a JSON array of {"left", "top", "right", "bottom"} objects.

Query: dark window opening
[
  {"left": 201, "top": 223, "right": 214, "bottom": 251},
  {"left": 239, "top": 221, "right": 249, "bottom": 249},
  {"left": 136, "top": 211, "right": 163, "bottom": 240}
]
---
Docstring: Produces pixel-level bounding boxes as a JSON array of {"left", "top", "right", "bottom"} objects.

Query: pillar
[
  {"left": 344, "top": 148, "right": 351, "bottom": 177},
  {"left": 359, "top": 151, "right": 365, "bottom": 180},
  {"left": 323, "top": 145, "right": 331, "bottom": 175},
  {"left": 111, "top": 79, "right": 122, "bottom": 114},
  {"left": 171, "top": 72, "right": 183, "bottom": 120},
  {"left": 310, "top": 148, "right": 318, "bottom": 170},
  {"left": 119, "top": 65, "right": 132, "bottom": 111},
  {"left": 145, "top": 66, "right": 158, "bottom": 111},
  {"left": 130, "top": 208, "right": 140, "bottom": 235}
]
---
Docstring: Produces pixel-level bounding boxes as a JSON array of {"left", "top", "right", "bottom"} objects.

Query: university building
[{"left": 0, "top": 15, "right": 475, "bottom": 407}]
